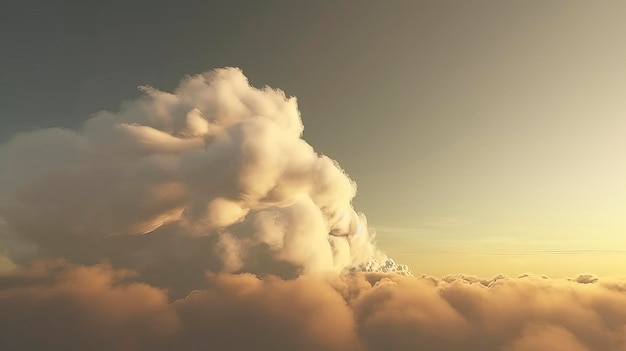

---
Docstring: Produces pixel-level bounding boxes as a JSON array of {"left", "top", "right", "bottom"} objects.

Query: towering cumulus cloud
[
  {"left": 0, "top": 68, "right": 624, "bottom": 350},
  {"left": 0, "top": 68, "right": 404, "bottom": 285}
]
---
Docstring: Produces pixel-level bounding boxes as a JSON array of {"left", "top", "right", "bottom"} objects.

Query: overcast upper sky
[{"left": 2, "top": 0, "right": 626, "bottom": 277}]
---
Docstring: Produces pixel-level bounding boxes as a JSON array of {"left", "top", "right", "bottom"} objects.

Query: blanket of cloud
[
  {"left": 1, "top": 261, "right": 626, "bottom": 351},
  {"left": 1, "top": 68, "right": 624, "bottom": 350}
]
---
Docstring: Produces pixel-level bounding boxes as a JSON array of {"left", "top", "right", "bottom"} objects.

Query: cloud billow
[{"left": 0, "top": 68, "right": 387, "bottom": 282}]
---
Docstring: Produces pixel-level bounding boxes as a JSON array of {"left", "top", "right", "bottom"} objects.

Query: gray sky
[{"left": 2, "top": 0, "right": 626, "bottom": 277}]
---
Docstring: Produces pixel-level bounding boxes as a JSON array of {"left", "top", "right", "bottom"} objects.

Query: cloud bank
[
  {"left": 1, "top": 262, "right": 625, "bottom": 351},
  {"left": 0, "top": 68, "right": 624, "bottom": 350}
]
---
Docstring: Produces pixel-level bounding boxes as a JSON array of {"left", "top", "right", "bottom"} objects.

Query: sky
[
  {"left": 3, "top": 2, "right": 626, "bottom": 350},
  {"left": 2, "top": 0, "right": 626, "bottom": 279}
]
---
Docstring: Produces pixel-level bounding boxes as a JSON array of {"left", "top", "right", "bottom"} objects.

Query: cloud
[
  {"left": 1, "top": 261, "right": 626, "bottom": 351},
  {"left": 0, "top": 261, "right": 180, "bottom": 351},
  {"left": 1, "top": 67, "right": 624, "bottom": 350},
  {"left": 0, "top": 68, "right": 394, "bottom": 296}
]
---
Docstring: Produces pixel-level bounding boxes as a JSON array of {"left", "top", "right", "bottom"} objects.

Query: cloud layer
[
  {"left": 1, "top": 262, "right": 625, "bottom": 351},
  {"left": 0, "top": 68, "right": 623, "bottom": 350}
]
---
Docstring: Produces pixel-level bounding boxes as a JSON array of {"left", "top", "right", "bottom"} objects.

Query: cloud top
[{"left": 1, "top": 261, "right": 626, "bottom": 351}]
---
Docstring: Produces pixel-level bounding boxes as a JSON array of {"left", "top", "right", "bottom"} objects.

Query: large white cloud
[{"left": 0, "top": 67, "right": 394, "bottom": 288}]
